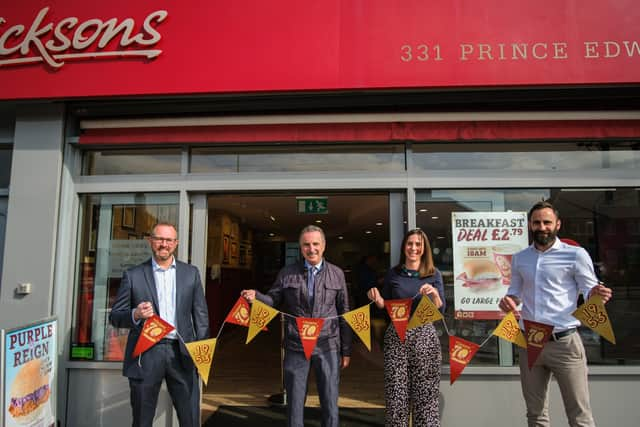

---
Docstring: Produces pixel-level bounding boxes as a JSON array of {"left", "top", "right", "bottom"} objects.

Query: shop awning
[{"left": 79, "top": 116, "right": 640, "bottom": 145}]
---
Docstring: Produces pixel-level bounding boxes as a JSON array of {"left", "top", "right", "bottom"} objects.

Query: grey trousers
[
  {"left": 283, "top": 349, "right": 340, "bottom": 427},
  {"left": 518, "top": 332, "right": 596, "bottom": 427}
]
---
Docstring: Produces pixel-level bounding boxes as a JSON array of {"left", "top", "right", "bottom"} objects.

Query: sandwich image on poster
[
  {"left": 457, "top": 259, "right": 502, "bottom": 291},
  {"left": 8, "top": 359, "right": 51, "bottom": 424}
]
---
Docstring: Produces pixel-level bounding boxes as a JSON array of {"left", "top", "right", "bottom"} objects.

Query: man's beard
[
  {"left": 153, "top": 249, "right": 175, "bottom": 261},
  {"left": 533, "top": 229, "right": 557, "bottom": 246}
]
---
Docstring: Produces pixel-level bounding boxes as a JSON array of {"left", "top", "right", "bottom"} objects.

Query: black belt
[
  {"left": 549, "top": 328, "right": 577, "bottom": 342},
  {"left": 157, "top": 338, "right": 178, "bottom": 345}
]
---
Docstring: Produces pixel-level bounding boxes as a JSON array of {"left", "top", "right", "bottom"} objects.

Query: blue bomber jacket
[{"left": 256, "top": 260, "right": 353, "bottom": 357}]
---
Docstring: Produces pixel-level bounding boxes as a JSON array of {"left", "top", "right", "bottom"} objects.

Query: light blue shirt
[
  {"left": 151, "top": 257, "right": 177, "bottom": 339},
  {"left": 507, "top": 238, "right": 598, "bottom": 332}
]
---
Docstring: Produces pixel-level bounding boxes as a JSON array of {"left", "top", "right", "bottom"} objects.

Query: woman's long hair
[{"left": 395, "top": 228, "right": 436, "bottom": 278}]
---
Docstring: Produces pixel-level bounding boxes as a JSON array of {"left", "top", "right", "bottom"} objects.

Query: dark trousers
[
  {"left": 283, "top": 349, "right": 340, "bottom": 427},
  {"left": 128, "top": 340, "right": 199, "bottom": 427}
]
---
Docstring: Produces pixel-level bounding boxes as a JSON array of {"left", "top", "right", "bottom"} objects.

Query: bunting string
[{"left": 135, "top": 293, "right": 614, "bottom": 385}]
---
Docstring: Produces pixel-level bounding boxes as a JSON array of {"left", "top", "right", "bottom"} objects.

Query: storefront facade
[{"left": 1, "top": 1, "right": 640, "bottom": 426}]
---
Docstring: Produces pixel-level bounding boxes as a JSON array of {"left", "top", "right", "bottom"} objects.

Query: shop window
[
  {"left": 82, "top": 148, "right": 182, "bottom": 175},
  {"left": 71, "top": 193, "right": 179, "bottom": 361},
  {"left": 0, "top": 146, "right": 11, "bottom": 187},
  {"left": 190, "top": 144, "right": 405, "bottom": 173},
  {"left": 417, "top": 188, "right": 640, "bottom": 366},
  {"left": 413, "top": 141, "right": 640, "bottom": 171}
]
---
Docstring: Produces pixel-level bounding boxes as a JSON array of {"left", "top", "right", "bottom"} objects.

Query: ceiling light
[
  {"left": 338, "top": 236, "right": 344, "bottom": 240},
  {"left": 419, "top": 208, "right": 428, "bottom": 213},
  {"left": 268, "top": 232, "right": 275, "bottom": 237},
  {"left": 315, "top": 219, "right": 323, "bottom": 224},
  {"left": 376, "top": 222, "right": 383, "bottom": 226},
  {"left": 431, "top": 216, "right": 439, "bottom": 220},
  {"left": 269, "top": 215, "right": 276, "bottom": 222},
  {"left": 365, "top": 230, "right": 372, "bottom": 234}
]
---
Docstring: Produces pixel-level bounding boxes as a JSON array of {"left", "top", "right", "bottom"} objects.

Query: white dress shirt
[
  {"left": 507, "top": 237, "right": 598, "bottom": 332},
  {"left": 152, "top": 256, "right": 177, "bottom": 339}
]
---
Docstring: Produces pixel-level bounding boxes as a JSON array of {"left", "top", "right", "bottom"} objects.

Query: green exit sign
[{"left": 297, "top": 197, "right": 328, "bottom": 214}]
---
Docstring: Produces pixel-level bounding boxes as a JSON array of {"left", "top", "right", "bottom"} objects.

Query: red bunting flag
[
  {"left": 132, "top": 315, "right": 175, "bottom": 357},
  {"left": 225, "top": 297, "right": 268, "bottom": 330},
  {"left": 523, "top": 320, "right": 553, "bottom": 369},
  {"left": 296, "top": 317, "right": 325, "bottom": 360},
  {"left": 384, "top": 299, "right": 412, "bottom": 343},
  {"left": 449, "top": 336, "right": 480, "bottom": 385},
  {"left": 225, "top": 297, "right": 252, "bottom": 326}
]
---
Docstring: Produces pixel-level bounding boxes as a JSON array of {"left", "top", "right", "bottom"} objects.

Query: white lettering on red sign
[{"left": 0, "top": 7, "right": 167, "bottom": 68}]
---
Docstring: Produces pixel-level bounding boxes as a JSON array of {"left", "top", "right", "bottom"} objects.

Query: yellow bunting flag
[
  {"left": 296, "top": 318, "right": 325, "bottom": 360},
  {"left": 572, "top": 294, "right": 616, "bottom": 344},
  {"left": 384, "top": 299, "right": 412, "bottom": 343},
  {"left": 132, "top": 315, "right": 175, "bottom": 357},
  {"left": 408, "top": 296, "right": 443, "bottom": 330},
  {"left": 449, "top": 336, "right": 480, "bottom": 385},
  {"left": 523, "top": 320, "right": 553, "bottom": 369},
  {"left": 185, "top": 338, "right": 217, "bottom": 385},
  {"left": 246, "top": 300, "right": 279, "bottom": 344},
  {"left": 493, "top": 312, "right": 527, "bottom": 348},
  {"left": 344, "top": 305, "right": 372, "bottom": 351}
]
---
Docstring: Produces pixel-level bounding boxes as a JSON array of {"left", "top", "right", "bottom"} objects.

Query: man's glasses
[{"left": 150, "top": 236, "right": 178, "bottom": 244}]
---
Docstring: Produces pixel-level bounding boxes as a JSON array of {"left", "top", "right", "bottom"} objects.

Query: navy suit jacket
[{"left": 109, "top": 258, "right": 210, "bottom": 379}]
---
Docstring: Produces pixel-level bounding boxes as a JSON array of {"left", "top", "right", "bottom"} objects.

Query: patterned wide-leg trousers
[{"left": 383, "top": 322, "right": 442, "bottom": 427}]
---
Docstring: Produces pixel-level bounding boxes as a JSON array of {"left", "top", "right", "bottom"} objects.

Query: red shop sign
[{"left": 1, "top": 0, "right": 640, "bottom": 100}]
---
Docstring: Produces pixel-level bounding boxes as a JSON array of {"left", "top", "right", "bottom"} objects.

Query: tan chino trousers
[{"left": 518, "top": 332, "right": 596, "bottom": 427}]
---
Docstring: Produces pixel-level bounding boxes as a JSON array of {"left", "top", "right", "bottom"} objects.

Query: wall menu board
[{"left": 2, "top": 317, "right": 57, "bottom": 427}]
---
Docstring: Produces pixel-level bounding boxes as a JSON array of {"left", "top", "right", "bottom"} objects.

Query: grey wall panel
[
  {"left": 0, "top": 104, "right": 65, "bottom": 328},
  {"left": 66, "top": 368, "right": 175, "bottom": 427},
  {"left": 440, "top": 374, "right": 640, "bottom": 426}
]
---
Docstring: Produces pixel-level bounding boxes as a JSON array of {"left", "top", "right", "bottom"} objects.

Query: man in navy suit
[{"left": 110, "top": 222, "right": 209, "bottom": 427}]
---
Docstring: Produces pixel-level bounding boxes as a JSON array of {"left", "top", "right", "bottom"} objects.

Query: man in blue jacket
[{"left": 242, "top": 225, "right": 352, "bottom": 427}]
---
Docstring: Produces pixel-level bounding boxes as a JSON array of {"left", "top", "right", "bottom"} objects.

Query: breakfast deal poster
[
  {"left": 452, "top": 212, "right": 528, "bottom": 320},
  {"left": 2, "top": 318, "right": 56, "bottom": 427}
]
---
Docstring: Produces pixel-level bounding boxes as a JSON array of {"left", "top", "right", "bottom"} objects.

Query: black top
[{"left": 382, "top": 266, "right": 446, "bottom": 314}]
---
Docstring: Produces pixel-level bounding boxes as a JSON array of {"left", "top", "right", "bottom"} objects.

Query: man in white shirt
[{"left": 499, "top": 201, "right": 612, "bottom": 427}]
